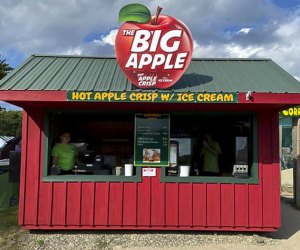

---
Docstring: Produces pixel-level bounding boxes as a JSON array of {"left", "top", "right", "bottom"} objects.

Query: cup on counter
[
  {"left": 125, "top": 164, "right": 133, "bottom": 176},
  {"left": 115, "top": 166, "right": 122, "bottom": 176},
  {"left": 179, "top": 165, "right": 190, "bottom": 177}
]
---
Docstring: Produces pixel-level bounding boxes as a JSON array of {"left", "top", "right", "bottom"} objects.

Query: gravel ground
[{"left": 1, "top": 229, "right": 281, "bottom": 250}]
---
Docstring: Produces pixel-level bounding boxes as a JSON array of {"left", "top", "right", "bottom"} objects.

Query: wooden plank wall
[{"left": 19, "top": 110, "right": 281, "bottom": 230}]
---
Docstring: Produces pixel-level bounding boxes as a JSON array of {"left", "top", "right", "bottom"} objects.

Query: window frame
[
  {"left": 160, "top": 113, "right": 259, "bottom": 184},
  {"left": 42, "top": 110, "right": 142, "bottom": 182},
  {"left": 42, "top": 110, "right": 258, "bottom": 184}
]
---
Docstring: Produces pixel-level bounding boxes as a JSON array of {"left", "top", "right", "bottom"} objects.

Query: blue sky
[{"left": 1, "top": 0, "right": 300, "bottom": 109}]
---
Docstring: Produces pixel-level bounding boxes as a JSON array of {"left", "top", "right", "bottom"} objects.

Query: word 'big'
[{"left": 125, "top": 30, "right": 188, "bottom": 70}]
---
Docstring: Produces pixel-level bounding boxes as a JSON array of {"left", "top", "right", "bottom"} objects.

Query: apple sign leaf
[{"left": 119, "top": 3, "right": 151, "bottom": 23}]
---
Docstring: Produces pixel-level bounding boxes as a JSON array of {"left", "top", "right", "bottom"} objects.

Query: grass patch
[
  {"left": 0, "top": 207, "right": 20, "bottom": 237},
  {"left": 0, "top": 207, "right": 21, "bottom": 249},
  {"left": 36, "top": 239, "right": 45, "bottom": 246}
]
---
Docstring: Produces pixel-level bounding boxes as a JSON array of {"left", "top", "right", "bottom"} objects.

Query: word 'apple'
[{"left": 115, "top": 5, "right": 193, "bottom": 89}]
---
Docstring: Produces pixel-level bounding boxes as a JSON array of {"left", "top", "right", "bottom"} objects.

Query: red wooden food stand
[{"left": 1, "top": 55, "right": 300, "bottom": 231}]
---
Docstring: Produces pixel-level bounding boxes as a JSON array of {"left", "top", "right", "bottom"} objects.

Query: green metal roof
[{"left": 0, "top": 54, "right": 299, "bottom": 93}]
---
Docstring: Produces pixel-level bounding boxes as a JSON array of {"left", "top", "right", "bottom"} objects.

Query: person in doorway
[
  {"left": 51, "top": 132, "right": 78, "bottom": 175},
  {"left": 200, "top": 133, "right": 222, "bottom": 176}
]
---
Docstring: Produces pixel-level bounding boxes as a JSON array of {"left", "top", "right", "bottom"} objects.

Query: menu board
[{"left": 134, "top": 114, "right": 170, "bottom": 167}]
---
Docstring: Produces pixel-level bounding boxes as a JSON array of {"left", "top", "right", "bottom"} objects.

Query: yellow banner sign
[
  {"left": 281, "top": 107, "right": 300, "bottom": 116},
  {"left": 67, "top": 91, "right": 237, "bottom": 103}
]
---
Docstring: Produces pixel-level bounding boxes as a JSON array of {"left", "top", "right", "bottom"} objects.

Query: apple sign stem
[{"left": 154, "top": 6, "right": 163, "bottom": 25}]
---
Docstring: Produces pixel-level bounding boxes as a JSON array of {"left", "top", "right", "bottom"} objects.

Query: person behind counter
[
  {"left": 200, "top": 133, "right": 222, "bottom": 176},
  {"left": 51, "top": 132, "right": 78, "bottom": 175}
]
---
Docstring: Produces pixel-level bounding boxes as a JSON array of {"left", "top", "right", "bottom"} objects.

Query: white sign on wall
[{"left": 142, "top": 168, "right": 157, "bottom": 177}]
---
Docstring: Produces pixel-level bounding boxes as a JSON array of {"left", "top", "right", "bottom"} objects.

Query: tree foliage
[
  {"left": 0, "top": 55, "right": 13, "bottom": 80},
  {"left": 0, "top": 111, "right": 22, "bottom": 136}
]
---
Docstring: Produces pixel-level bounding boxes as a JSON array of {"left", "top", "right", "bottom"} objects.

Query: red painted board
[
  {"left": 234, "top": 184, "right": 249, "bottom": 227},
  {"left": 0, "top": 90, "right": 66, "bottom": 102},
  {"left": 192, "top": 183, "right": 207, "bottom": 227},
  {"left": 66, "top": 182, "right": 81, "bottom": 226},
  {"left": 81, "top": 183, "right": 95, "bottom": 226},
  {"left": 221, "top": 184, "right": 234, "bottom": 227},
  {"left": 38, "top": 183, "right": 53, "bottom": 225},
  {"left": 178, "top": 183, "right": 193, "bottom": 226},
  {"left": 238, "top": 92, "right": 300, "bottom": 104},
  {"left": 108, "top": 182, "right": 123, "bottom": 226},
  {"left": 165, "top": 183, "right": 179, "bottom": 226},
  {"left": 272, "top": 162, "right": 281, "bottom": 228},
  {"left": 24, "top": 110, "right": 42, "bottom": 225},
  {"left": 94, "top": 183, "right": 109, "bottom": 225},
  {"left": 249, "top": 183, "right": 262, "bottom": 227},
  {"left": 137, "top": 175, "right": 151, "bottom": 226},
  {"left": 262, "top": 164, "right": 275, "bottom": 227},
  {"left": 51, "top": 182, "right": 67, "bottom": 226},
  {"left": 123, "top": 182, "right": 137, "bottom": 226},
  {"left": 271, "top": 112, "right": 281, "bottom": 228},
  {"left": 18, "top": 111, "right": 28, "bottom": 225},
  {"left": 207, "top": 184, "right": 221, "bottom": 227},
  {"left": 151, "top": 169, "right": 165, "bottom": 226}
]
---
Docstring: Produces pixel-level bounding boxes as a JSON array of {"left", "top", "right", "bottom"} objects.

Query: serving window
[
  {"left": 42, "top": 111, "right": 257, "bottom": 183},
  {"left": 43, "top": 111, "right": 141, "bottom": 182},
  {"left": 163, "top": 113, "right": 258, "bottom": 183}
]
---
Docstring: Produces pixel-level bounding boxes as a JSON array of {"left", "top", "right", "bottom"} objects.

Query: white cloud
[
  {"left": 93, "top": 29, "right": 119, "bottom": 46},
  {"left": 62, "top": 47, "right": 83, "bottom": 56},
  {"left": 225, "top": 44, "right": 264, "bottom": 58},
  {"left": 238, "top": 28, "right": 252, "bottom": 35}
]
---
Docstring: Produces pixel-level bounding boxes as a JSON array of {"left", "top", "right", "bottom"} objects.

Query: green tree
[
  {"left": 0, "top": 111, "right": 22, "bottom": 136},
  {"left": 0, "top": 56, "right": 14, "bottom": 112},
  {"left": 0, "top": 55, "right": 13, "bottom": 80}
]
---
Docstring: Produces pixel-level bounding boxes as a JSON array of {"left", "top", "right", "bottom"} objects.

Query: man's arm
[{"left": 205, "top": 142, "right": 221, "bottom": 156}]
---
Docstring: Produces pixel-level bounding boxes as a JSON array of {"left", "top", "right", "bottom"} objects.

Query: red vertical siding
[
  {"left": 51, "top": 182, "right": 67, "bottom": 226},
  {"left": 165, "top": 182, "right": 179, "bottom": 226},
  {"left": 137, "top": 176, "right": 151, "bottom": 226},
  {"left": 262, "top": 164, "right": 274, "bottom": 227},
  {"left": 94, "top": 183, "right": 109, "bottom": 225},
  {"left": 234, "top": 184, "right": 248, "bottom": 227},
  {"left": 18, "top": 111, "right": 28, "bottom": 225},
  {"left": 66, "top": 182, "right": 81, "bottom": 225},
  {"left": 260, "top": 111, "right": 281, "bottom": 228},
  {"left": 123, "top": 182, "right": 137, "bottom": 226},
  {"left": 192, "top": 183, "right": 207, "bottom": 227},
  {"left": 178, "top": 183, "right": 193, "bottom": 226},
  {"left": 20, "top": 108, "right": 280, "bottom": 231},
  {"left": 38, "top": 183, "right": 53, "bottom": 225},
  {"left": 151, "top": 168, "right": 165, "bottom": 226},
  {"left": 272, "top": 112, "right": 281, "bottom": 228},
  {"left": 221, "top": 184, "right": 234, "bottom": 227},
  {"left": 23, "top": 110, "right": 42, "bottom": 225},
  {"left": 207, "top": 184, "right": 221, "bottom": 226},
  {"left": 81, "top": 182, "right": 95, "bottom": 226},
  {"left": 108, "top": 183, "right": 123, "bottom": 225},
  {"left": 249, "top": 184, "right": 263, "bottom": 227}
]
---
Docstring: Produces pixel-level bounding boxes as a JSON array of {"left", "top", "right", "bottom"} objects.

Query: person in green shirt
[
  {"left": 51, "top": 132, "right": 78, "bottom": 175},
  {"left": 200, "top": 133, "right": 222, "bottom": 176}
]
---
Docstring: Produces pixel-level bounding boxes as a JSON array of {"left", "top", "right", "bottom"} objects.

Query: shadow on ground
[{"left": 264, "top": 196, "right": 300, "bottom": 240}]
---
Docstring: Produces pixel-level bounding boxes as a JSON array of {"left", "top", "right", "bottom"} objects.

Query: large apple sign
[{"left": 115, "top": 4, "right": 193, "bottom": 89}]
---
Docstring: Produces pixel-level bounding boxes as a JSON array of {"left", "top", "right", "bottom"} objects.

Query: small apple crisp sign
[{"left": 115, "top": 4, "right": 193, "bottom": 89}]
